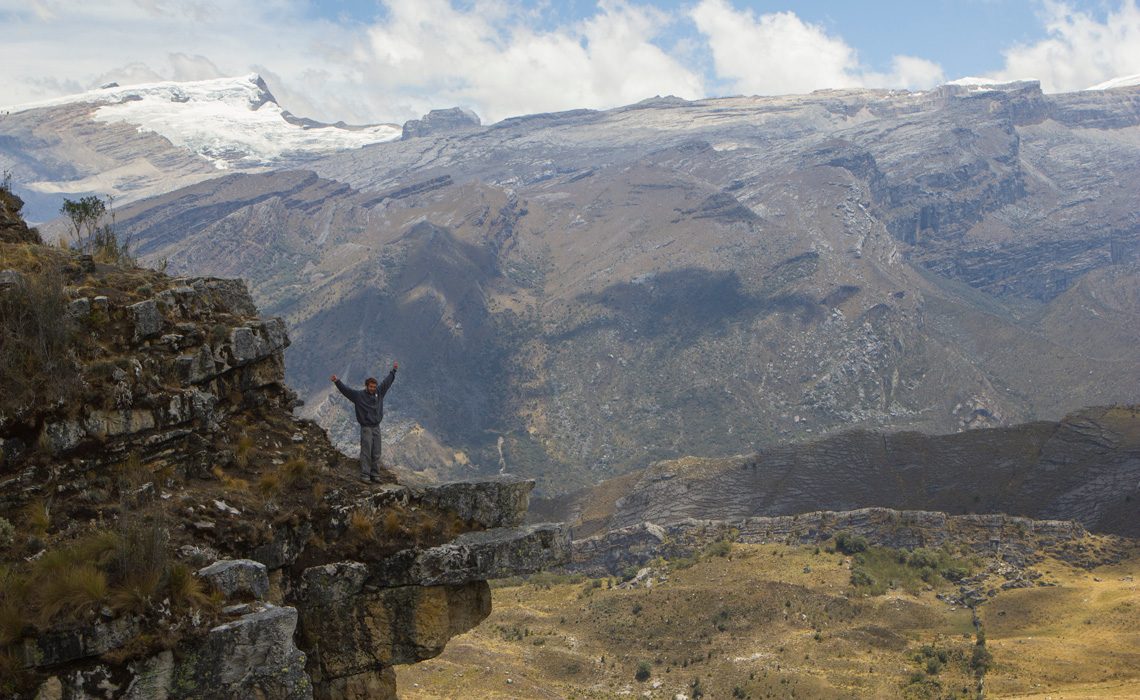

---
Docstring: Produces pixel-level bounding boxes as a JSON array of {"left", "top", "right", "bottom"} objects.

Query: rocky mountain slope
[
  {"left": 0, "top": 191, "right": 567, "bottom": 699},
  {"left": 533, "top": 405, "right": 1140, "bottom": 541},
  {"left": 27, "top": 80, "right": 1140, "bottom": 495}
]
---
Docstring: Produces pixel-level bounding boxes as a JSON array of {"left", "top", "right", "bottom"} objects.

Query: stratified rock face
[
  {"left": 0, "top": 271, "right": 294, "bottom": 505},
  {"left": 1, "top": 227, "right": 569, "bottom": 698},
  {"left": 566, "top": 508, "right": 1097, "bottom": 577},
  {"left": 372, "top": 523, "right": 571, "bottom": 586},
  {"left": 539, "top": 405, "right": 1140, "bottom": 538},
  {"left": 108, "top": 82, "right": 1140, "bottom": 495},
  {"left": 401, "top": 107, "right": 481, "bottom": 139},
  {"left": 296, "top": 517, "right": 569, "bottom": 696}
]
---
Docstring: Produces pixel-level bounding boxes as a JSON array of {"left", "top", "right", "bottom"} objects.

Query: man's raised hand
[{"left": 330, "top": 374, "right": 338, "bottom": 383}]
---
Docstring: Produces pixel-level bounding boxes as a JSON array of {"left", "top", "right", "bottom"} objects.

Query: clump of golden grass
[
  {"left": 165, "top": 563, "right": 216, "bottom": 611},
  {"left": 257, "top": 470, "right": 281, "bottom": 496},
  {"left": 23, "top": 498, "right": 50, "bottom": 536},
  {"left": 0, "top": 566, "right": 32, "bottom": 646},
  {"left": 35, "top": 562, "right": 108, "bottom": 624},
  {"left": 234, "top": 434, "right": 255, "bottom": 468},
  {"left": 212, "top": 466, "right": 250, "bottom": 492},
  {"left": 281, "top": 457, "right": 312, "bottom": 489},
  {"left": 108, "top": 570, "right": 162, "bottom": 615},
  {"left": 348, "top": 510, "right": 376, "bottom": 541},
  {"left": 114, "top": 451, "right": 151, "bottom": 491},
  {"left": 382, "top": 510, "right": 404, "bottom": 537}
]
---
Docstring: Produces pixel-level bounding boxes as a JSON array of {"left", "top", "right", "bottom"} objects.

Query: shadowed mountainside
[{"left": 531, "top": 405, "right": 1140, "bottom": 539}]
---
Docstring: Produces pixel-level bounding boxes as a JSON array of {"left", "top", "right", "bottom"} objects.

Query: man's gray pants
[{"left": 360, "top": 425, "right": 383, "bottom": 478}]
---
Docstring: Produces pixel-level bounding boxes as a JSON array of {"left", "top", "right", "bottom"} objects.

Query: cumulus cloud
[
  {"left": 0, "top": 0, "right": 703, "bottom": 124},
  {"left": 689, "top": 0, "right": 943, "bottom": 95},
  {"left": 11, "top": 0, "right": 1137, "bottom": 129},
  {"left": 359, "top": 0, "right": 704, "bottom": 122},
  {"left": 690, "top": 0, "right": 860, "bottom": 94},
  {"left": 990, "top": 0, "right": 1140, "bottom": 90}
]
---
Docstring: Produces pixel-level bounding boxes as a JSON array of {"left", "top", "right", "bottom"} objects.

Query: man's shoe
[
  {"left": 369, "top": 475, "right": 381, "bottom": 483},
  {"left": 359, "top": 475, "right": 370, "bottom": 484}
]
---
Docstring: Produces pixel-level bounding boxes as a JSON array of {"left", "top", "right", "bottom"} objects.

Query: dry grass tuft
[
  {"left": 114, "top": 451, "right": 151, "bottom": 492},
  {"left": 0, "top": 260, "right": 80, "bottom": 416},
  {"left": 382, "top": 510, "right": 404, "bottom": 537},
  {"left": 36, "top": 563, "right": 108, "bottom": 624},
  {"left": 257, "top": 470, "right": 281, "bottom": 496},
  {"left": 166, "top": 563, "right": 215, "bottom": 611},
  {"left": 23, "top": 499, "right": 50, "bottom": 536},
  {"left": 349, "top": 510, "right": 376, "bottom": 541},
  {"left": 212, "top": 466, "right": 250, "bottom": 492},
  {"left": 234, "top": 434, "right": 255, "bottom": 468},
  {"left": 109, "top": 570, "right": 162, "bottom": 615},
  {"left": 281, "top": 457, "right": 312, "bottom": 489}
]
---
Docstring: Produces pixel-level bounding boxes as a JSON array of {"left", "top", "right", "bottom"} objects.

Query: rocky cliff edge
[{"left": 0, "top": 197, "right": 569, "bottom": 699}]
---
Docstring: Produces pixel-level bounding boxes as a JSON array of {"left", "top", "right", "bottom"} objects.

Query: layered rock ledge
[{"left": 0, "top": 228, "right": 569, "bottom": 699}]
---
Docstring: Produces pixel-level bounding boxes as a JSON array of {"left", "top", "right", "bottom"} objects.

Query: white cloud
[
  {"left": 359, "top": 0, "right": 704, "bottom": 123},
  {"left": 689, "top": 0, "right": 944, "bottom": 96},
  {"left": 991, "top": 0, "right": 1140, "bottom": 91},
  {"left": 863, "top": 56, "right": 947, "bottom": 91},
  {"left": 690, "top": 0, "right": 861, "bottom": 94},
  {"left": 0, "top": 0, "right": 703, "bottom": 125}
]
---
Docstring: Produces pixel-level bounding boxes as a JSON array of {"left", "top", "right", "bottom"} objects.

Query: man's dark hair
[{"left": 365, "top": 377, "right": 378, "bottom": 385}]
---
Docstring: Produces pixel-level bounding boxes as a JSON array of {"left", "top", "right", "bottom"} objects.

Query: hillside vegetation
[{"left": 398, "top": 540, "right": 1140, "bottom": 699}]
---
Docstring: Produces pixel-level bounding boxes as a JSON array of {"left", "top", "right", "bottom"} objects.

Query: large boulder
[
  {"left": 169, "top": 604, "right": 310, "bottom": 699},
  {"left": 196, "top": 559, "right": 270, "bottom": 601}
]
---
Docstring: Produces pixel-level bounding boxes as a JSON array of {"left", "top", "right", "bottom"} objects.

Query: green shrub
[
  {"left": 635, "top": 661, "right": 651, "bottom": 682},
  {"left": 834, "top": 531, "right": 869, "bottom": 555},
  {"left": 703, "top": 539, "right": 733, "bottom": 558}
]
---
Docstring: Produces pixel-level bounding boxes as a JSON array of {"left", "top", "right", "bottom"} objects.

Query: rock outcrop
[
  {"left": 0, "top": 214, "right": 569, "bottom": 698},
  {"left": 565, "top": 508, "right": 1106, "bottom": 578},
  {"left": 0, "top": 189, "right": 40, "bottom": 244},
  {"left": 401, "top": 107, "right": 481, "bottom": 139},
  {"left": 535, "top": 405, "right": 1140, "bottom": 539}
]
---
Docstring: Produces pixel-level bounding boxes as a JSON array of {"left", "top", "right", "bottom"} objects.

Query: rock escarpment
[
  {"left": 98, "top": 81, "right": 1140, "bottom": 493},
  {"left": 566, "top": 508, "right": 1109, "bottom": 578},
  {"left": 536, "top": 406, "right": 1140, "bottom": 540},
  {"left": 0, "top": 215, "right": 569, "bottom": 698}
]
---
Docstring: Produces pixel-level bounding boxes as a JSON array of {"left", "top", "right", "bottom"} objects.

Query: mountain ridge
[{"left": 6, "top": 79, "right": 1138, "bottom": 494}]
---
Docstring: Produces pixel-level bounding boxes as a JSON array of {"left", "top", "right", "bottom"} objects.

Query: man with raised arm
[{"left": 330, "top": 361, "right": 397, "bottom": 483}]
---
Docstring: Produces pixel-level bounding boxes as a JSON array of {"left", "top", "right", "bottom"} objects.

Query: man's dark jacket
[{"left": 334, "top": 368, "right": 396, "bottom": 426}]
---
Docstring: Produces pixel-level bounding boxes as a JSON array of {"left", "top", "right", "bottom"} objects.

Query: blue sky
[
  {"left": 312, "top": 0, "right": 1053, "bottom": 78},
  {"left": 3, "top": 1, "right": 1139, "bottom": 124}
]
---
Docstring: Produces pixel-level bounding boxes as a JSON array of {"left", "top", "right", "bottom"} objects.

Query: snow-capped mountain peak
[
  {"left": 1084, "top": 74, "right": 1140, "bottom": 91},
  {"left": 4, "top": 74, "right": 401, "bottom": 169}
]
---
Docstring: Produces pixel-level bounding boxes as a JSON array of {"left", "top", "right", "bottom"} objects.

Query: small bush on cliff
[
  {"left": 635, "top": 660, "right": 652, "bottom": 681},
  {"left": 834, "top": 531, "right": 869, "bottom": 555},
  {"left": 61, "top": 195, "right": 133, "bottom": 265}
]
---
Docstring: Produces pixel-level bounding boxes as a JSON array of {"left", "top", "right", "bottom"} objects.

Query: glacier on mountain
[{"left": 4, "top": 74, "right": 401, "bottom": 169}]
